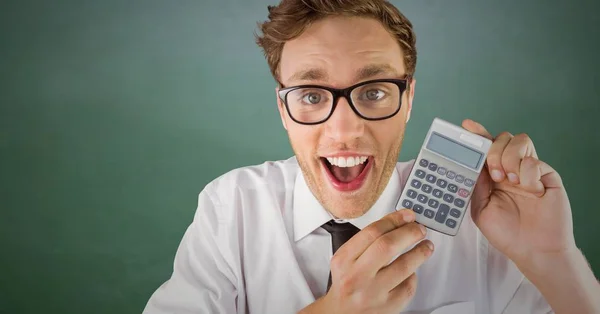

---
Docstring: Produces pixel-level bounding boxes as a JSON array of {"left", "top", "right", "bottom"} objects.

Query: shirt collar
[{"left": 293, "top": 165, "right": 403, "bottom": 242}]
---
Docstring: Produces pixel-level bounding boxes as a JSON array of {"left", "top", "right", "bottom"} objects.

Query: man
[{"left": 143, "top": 1, "right": 600, "bottom": 313}]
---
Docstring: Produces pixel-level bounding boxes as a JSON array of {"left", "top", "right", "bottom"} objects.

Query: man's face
[{"left": 277, "top": 16, "right": 415, "bottom": 219}]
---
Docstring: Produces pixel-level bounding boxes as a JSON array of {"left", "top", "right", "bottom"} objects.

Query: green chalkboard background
[{"left": 1, "top": 0, "right": 598, "bottom": 313}]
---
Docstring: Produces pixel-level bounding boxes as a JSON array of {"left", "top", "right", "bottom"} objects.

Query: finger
[
  {"left": 335, "top": 209, "right": 416, "bottom": 265},
  {"left": 376, "top": 239, "right": 433, "bottom": 292},
  {"left": 461, "top": 119, "right": 493, "bottom": 140},
  {"left": 500, "top": 133, "right": 536, "bottom": 185},
  {"left": 520, "top": 157, "right": 563, "bottom": 196},
  {"left": 354, "top": 222, "right": 427, "bottom": 274},
  {"left": 469, "top": 164, "right": 493, "bottom": 223},
  {"left": 386, "top": 272, "right": 418, "bottom": 311},
  {"left": 486, "top": 132, "right": 513, "bottom": 182}
]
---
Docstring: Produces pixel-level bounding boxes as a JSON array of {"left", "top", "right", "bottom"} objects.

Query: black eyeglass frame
[{"left": 277, "top": 77, "right": 412, "bottom": 125}]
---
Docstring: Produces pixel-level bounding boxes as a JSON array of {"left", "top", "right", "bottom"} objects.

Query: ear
[
  {"left": 405, "top": 78, "right": 416, "bottom": 123},
  {"left": 275, "top": 87, "right": 288, "bottom": 130}
]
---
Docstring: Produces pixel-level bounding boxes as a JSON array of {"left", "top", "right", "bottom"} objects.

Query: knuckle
[
  {"left": 330, "top": 253, "right": 345, "bottom": 270},
  {"left": 374, "top": 235, "right": 394, "bottom": 255},
  {"left": 338, "top": 273, "right": 358, "bottom": 294},
  {"left": 515, "top": 132, "right": 531, "bottom": 143},
  {"left": 394, "top": 259, "right": 410, "bottom": 277},
  {"left": 363, "top": 225, "right": 382, "bottom": 244},
  {"left": 498, "top": 131, "right": 513, "bottom": 138},
  {"left": 405, "top": 274, "right": 418, "bottom": 298}
]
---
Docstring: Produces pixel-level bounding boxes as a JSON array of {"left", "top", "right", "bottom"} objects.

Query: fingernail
[
  {"left": 507, "top": 173, "right": 519, "bottom": 184},
  {"left": 491, "top": 169, "right": 504, "bottom": 181},
  {"left": 419, "top": 224, "right": 427, "bottom": 235},
  {"left": 426, "top": 241, "right": 434, "bottom": 251}
]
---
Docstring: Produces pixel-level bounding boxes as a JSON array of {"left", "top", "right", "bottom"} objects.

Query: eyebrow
[
  {"left": 356, "top": 64, "right": 401, "bottom": 81},
  {"left": 287, "top": 68, "right": 328, "bottom": 83},
  {"left": 285, "top": 63, "right": 402, "bottom": 85}
]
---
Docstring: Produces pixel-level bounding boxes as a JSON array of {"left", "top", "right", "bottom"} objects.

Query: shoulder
[
  {"left": 198, "top": 156, "right": 299, "bottom": 220},
  {"left": 206, "top": 156, "right": 299, "bottom": 196}
]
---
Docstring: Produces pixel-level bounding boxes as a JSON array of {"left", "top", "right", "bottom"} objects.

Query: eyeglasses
[{"left": 278, "top": 77, "right": 410, "bottom": 125}]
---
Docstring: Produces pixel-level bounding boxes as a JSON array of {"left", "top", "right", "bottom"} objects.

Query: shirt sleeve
[
  {"left": 142, "top": 185, "right": 240, "bottom": 314},
  {"left": 502, "top": 277, "right": 553, "bottom": 314}
]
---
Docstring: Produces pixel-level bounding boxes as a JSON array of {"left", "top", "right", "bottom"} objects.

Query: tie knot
[{"left": 321, "top": 220, "right": 360, "bottom": 234}]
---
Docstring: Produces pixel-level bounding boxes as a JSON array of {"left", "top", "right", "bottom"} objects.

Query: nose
[{"left": 323, "top": 96, "right": 365, "bottom": 142}]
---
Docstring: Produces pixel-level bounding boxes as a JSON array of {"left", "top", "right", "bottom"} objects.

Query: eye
[
  {"left": 364, "top": 89, "right": 385, "bottom": 101},
  {"left": 302, "top": 92, "right": 323, "bottom": 104}
]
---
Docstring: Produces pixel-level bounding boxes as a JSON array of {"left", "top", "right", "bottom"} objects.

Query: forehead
[{"left": 279, "top": 16, "right": 406, "bottom": 87}]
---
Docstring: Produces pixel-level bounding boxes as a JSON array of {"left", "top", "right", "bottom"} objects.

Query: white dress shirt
[{"left": 143, "top": 157, "right": 553, "bottom": 314}]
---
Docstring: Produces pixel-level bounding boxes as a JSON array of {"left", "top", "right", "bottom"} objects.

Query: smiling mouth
[{"left": 321, "top": 156, "right": 373, "bottom": 191}]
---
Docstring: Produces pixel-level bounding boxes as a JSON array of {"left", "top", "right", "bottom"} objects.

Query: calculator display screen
[{"left": 426, "top": 132, "right": 483, "bottom": 169}]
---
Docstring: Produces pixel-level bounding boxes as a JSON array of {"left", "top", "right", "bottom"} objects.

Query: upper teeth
[{"left": 326, "top": 156, "right": 368, "bottom": 167}]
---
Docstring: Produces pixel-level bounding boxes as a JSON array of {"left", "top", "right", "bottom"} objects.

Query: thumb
[{"left": 470, "top": 164, "right": 493, "bottom": 223}]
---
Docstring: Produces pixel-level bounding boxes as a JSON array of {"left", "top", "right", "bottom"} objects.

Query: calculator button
[
  {"left": 455, "top": 175, "right": 464, "bottom": 183},
  {"left": 464, "top": 178, "right": 475, "bottom": 187},
  {"left": 417, "top": 194, "right": 429, "bottom": 204},
  {"left": 432, "top": 189, "right": 443, "bottom": 198},
  {"left": 447, "top": 184, "right": 458, "bottom": 193},
  {"left": 446, "top": 219, "right": 457, "bottom": 228},
  {"left": 443, "top": 193, "right": 454, "bottom": 203},
  {"left": 426, "top": 174, "right": 437, "bottom": 183},
  {"left": 410, "top": 179, "right": 422, "bottom": 189},
  {"left": 454, "top": 198, "right": 466, "bottom": 208},
  {"left": 436, "top": 179, "right": 448, "bottom": 188},
  {"left": 421, "top": 184, "right": 433, "bottom": 194},
  {"left": 401, "top": 199, "right": 413, "bottom": 208},
  {"left": 424, "top": 209, "right": 435, "bottom": 219},
  {"left": 419, "top": 159, "right": 429, "bottom": 167},
  {"left": 428, "top": 199, "right": 439, "bottom": 209},
  {"left": 435, "top": 204, "right": 450, "bottom": 223},
  {"left": 415, "top": 169, "right": 426, "bottom": 178},
  {"left": 446, "top": 171, "right": 456, "bottom": 179},
  {"left": 407, "top": 189, "right": 418, "bottom": 199},
  {"left": 437, "top": 167, "right": 447, "bottom": 175},
  {"left": 412, "top": 204, "right": 424, "bottom": 214},
  {"left": 428, "top": 163, "right": 438, "bottom": 171},
  {"left": 450, "top": 208, "right": 461, "bottom": 218},
  {"left": 458, "top": 188, "right": 470, "bottom": 198}
]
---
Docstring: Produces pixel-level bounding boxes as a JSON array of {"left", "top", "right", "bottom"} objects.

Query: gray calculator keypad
[
  {"left": 428, "top": 199, "right": 439, "bottom": 209},
  {"left": 411, "top": 179, "right": 422, "bottom": 189},
  {"left": 421, "top": 184, "right": 433, "bottom": 193},
  {"left": 400, "top": 158, "right": 477, "bottom": 229},
  {"left": 437, "top": 167, "right": 447, "bottom": 175},
  {"left": 435, "top": 204, "right": 450, "bottom": 223},
  {"left": 436, "top": 179, "right": 448, "bottom": 188},
  {"left": 407, "top": 189, "right": 418, "bottom": 199},
  {"left": 426, "top": 174, "right": 436, "bottom": 183}
]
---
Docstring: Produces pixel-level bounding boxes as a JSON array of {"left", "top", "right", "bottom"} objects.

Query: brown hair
[{"left": 255, "top": 0, "right": 417, "bottom": 82}]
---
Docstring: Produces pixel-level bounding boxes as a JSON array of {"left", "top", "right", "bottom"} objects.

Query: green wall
[{"left": 1, "top": 0, "right": 598, "bottom": 313}]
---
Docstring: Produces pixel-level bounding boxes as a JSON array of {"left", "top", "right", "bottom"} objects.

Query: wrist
[
  {"left": 516, "top": 248, "right": 600, "bottom": 314},
  {"left": 298, "top": 294, "right": 332, "bottom": 314},
  {"left": 517, "top": 246, "right": 580, "bottom": 279}
]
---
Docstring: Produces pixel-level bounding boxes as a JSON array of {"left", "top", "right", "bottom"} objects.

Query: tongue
[{"left": 331, "top": 163, "right": 366, "bottom": 183}]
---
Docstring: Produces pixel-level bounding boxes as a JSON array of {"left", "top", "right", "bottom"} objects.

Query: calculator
[{"left": 397, "top": 118, "right": 492, "bottom": 236}]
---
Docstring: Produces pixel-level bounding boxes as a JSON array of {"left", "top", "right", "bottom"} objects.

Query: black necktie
[{"left": 321, "top": 220, "right": 360, "bottom": 291}]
